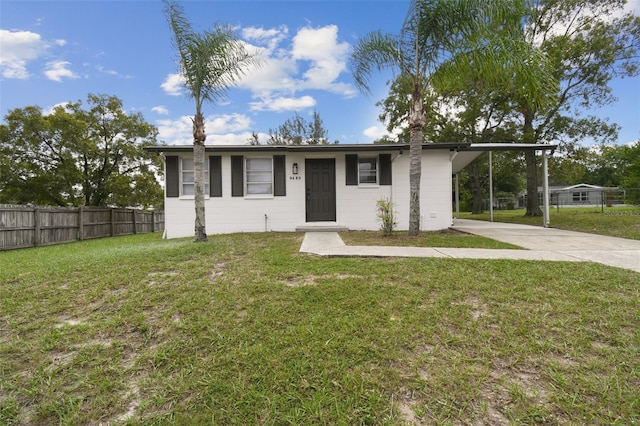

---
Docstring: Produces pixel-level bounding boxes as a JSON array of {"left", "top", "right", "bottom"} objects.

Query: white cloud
[
  {"left": 162, "top": 24, "right": 355, "bottom": 114},
  {"left": 236, "top": 24, "right": 356, "bottom": 112},
  {"left": 0, "top": 29, "right": 49, "bottom": 79},
  {"left": 249, "top": 95, "right": 316, "bottom": 112},
  {"left": 156, "top": 113, "right": 254, "bottom": 145},
  {"left": 44, "top": 60, "right": 79, "bottom": 82},
  {"left": 42, "top": 102, "right": 72, "bottom": 116},
  {"left": 242, "top": 25, "right": 289, "bottom": 51},
  {"left": 363, "top": 125, "right": 390, "bottom": 139},
  {"left": 363, "top": 124, "right": 403, "bottom": 141},
  {"left": 207, "top": 132, "right": 261, "bottom": 145},
  {"left": 207, "top": 113, "right": 253, "bottom": 133},
  {"left": 291, "top": 25, "right": 354, "bottom": 96},
  {"left": 156, "top": 116, "right": 193, "bottom": 145},
  {"left": 96, "top": 65, "right": 132, "bottom": 79},
  {"left": 161, "top": 72, "right": 184, "bottom": 96},
  {"left": 238, "top": 52, "right": 299, "bottom": 96},
  {"left": 152, "top": 106, "right": 169, "bottom": 115}
]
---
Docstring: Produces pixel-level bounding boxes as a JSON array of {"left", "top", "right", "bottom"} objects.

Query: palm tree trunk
[
  {"left": 408, "top": 125, "right": 422, "bottom": 235},
  {"left": 193, "top": 112, "right": 208, "bottom": 242},
  {"left": 408, "top": 83, "right": 424, "bottom": 236}
]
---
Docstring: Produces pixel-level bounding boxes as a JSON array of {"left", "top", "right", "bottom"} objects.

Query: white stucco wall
[{"left": 163, "top": 149, "right": 454, "bottom": 238}]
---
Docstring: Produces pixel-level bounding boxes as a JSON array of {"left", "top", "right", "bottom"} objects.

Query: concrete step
[{"left": 296, "top": 225, "right": 349, "bottom": 233}]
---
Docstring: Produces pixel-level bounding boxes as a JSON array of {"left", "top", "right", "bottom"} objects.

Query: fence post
[
  {"left": 151, "top": 211, "right": 155, "bottom": 233},
  {"left": 78, "top": 206, "right": 84, "bottom": 241},
  {"left": 132, "top": 209, "right": 137, "bottom": 234},
  {"left": 110, "top": 208, "right": 115, "bottom": 236},
  {"left": 34, "top": 207, "right": 40, "bottom": 247}
]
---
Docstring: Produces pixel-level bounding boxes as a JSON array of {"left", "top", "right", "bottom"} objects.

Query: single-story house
[
  {"left": 146, "top": 143, "right": 556, "bottom": 238},
  {"left": 518, "top": 183, "right": 623, "bottom": 208}
]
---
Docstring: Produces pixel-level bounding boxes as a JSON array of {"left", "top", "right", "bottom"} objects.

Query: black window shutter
[
  {"left": 379, "top": 154, "right": 392, "bottom": 185},
  {"left": 231, "top": 155, "right": 244, "bottom": 197},
  {"left": 209, "top": 156, "right": 222, "bottom": 197},
  {"left": 165, "top": 156, "right": 179, "bottom": 197},
  {"left": 273, "top": 155, "right": 286, "bottom": 196},
  {"left": 345, "top": 154, "right": 358, "bottom": 185}
]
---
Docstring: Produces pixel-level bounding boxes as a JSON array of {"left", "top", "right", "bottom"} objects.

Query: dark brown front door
[{"left": 305, "top": 159, "right": 336, "bottom": 222}]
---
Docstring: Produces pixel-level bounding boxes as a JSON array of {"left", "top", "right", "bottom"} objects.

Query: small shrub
[{"left": 376, "top": 198, "right": 397, "bottom": 236}]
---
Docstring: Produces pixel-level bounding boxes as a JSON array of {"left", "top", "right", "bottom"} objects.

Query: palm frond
[
  {"left": 349, "top": 30, "right": 405, "bottom": 95},
  {"left": 163, "top": 1, "right": 261, "bottom": 112},
  {"left": 163, "top": 0, "right": 194, "bottom": 71},
  {"left": 197, "top": 27, "right": 261, "bottom": 105}
]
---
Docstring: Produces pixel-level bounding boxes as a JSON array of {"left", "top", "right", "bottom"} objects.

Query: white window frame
[
  {"left": 358, "top": 156, "right": 378, "bottom": 185},
  {"left": 572, "top": 191, "right": 587, "bottom": 202},
  {"left": 180, "top": 157, "right": 209, "bottom": 198},
  {"left": 245, "top": 157, "right": 273, "bottom": 197}
]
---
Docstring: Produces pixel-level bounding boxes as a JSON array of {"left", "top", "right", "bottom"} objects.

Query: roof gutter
[{"left": 144, "top": 142, "right": 471, "bottom": 154}]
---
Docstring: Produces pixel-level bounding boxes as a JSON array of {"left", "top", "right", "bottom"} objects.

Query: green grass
[
  {"left": 1, "top": 232, "right": 639, "bottom": 425},
  {"left": 341, "top": 229, "right": 522, "bottom": 249},
  {"left": 459, "top": 206, "right": 640, "bottom": 240}
]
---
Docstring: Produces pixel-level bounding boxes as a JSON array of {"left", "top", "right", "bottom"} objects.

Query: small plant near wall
[{"left": 376, "top": 198, "right": 397, "bottom": 236}]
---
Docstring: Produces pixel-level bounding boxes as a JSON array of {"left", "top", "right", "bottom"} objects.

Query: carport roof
[{"left": 452, "top": 143, "right": 557, "bottom": 174}]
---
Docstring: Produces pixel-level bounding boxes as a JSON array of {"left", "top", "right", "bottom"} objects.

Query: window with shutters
[
  {"left": 358, "top": 156, "right": 378, "bottom": 184},
  {"left": 346, "top": 154, "right": 391, "bottom": 186},
  {"left": 245, "top": 157, "right": 273, "bottom": 195},
  {"left": 181, "top": 158, "right": 209, "bottom": 197}
]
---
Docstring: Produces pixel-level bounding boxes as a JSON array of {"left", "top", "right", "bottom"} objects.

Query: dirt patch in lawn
[{"left": 283, "top": 273, "right": 364, "bottom": 287}]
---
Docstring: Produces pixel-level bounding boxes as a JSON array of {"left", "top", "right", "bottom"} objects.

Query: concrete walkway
[{"left": 299, "top": 219, "right": 640, "bottom": 273}]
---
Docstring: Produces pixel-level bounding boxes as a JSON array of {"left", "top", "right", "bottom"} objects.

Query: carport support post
[
  {"left": 489, "top": 151, "right": 494, "bottom": 222},
  {"left": 454, "top": 173, "right": 460, "bottom": 219},
  {"left": 542, "top": 150, "right": 550, "bottom": 228}
]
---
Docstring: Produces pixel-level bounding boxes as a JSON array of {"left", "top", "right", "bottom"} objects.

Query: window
[
  {"left": 246, "top": 157, "right": 273, "bottom": 195},
  {"left": 358, "top": 157, "right": 377, "bottom": 184},
  {"left": 232, "top": 155, "right": 285, "bottom": 197},
  {"left": 181, "top": 158, "right": 208, "bottom": 196},
  {"left": 346, "top": 154, "right": 392, "bottom": 186},
  {"left": 572, "top": 191, "right": 587, "bottom": 202}
]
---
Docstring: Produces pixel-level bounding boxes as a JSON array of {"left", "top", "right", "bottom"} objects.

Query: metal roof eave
[
  {"left": 145, "top": 142, "right": 557, "bottom": 154},
  {"left": 144, "top": 142, "right": 471, "bottom": 154},
  {"left": 459, "top": 143, "right": 557, "bottom": 152}
]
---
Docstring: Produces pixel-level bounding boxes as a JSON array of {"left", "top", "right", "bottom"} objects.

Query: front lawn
[{"left": 1, "top": 233, "right": 638, "bottom": 425}]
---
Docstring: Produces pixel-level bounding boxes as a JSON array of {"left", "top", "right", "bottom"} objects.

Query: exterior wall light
[{"left": 292, "top": 163, "right": 299, "bottom": 174}]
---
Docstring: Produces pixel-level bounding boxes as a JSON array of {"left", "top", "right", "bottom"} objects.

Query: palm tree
[
  {"left": 350, "top": 0, "right": 556, "bottom": 235},
  {"left": 163, "top": 0, "right": 260, "bottom": 242}
]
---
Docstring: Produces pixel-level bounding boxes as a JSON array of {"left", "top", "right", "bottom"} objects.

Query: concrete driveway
[
  {"left": 299, "top": 219, "right": 640, "bottom": 273},
  {"left": 451, "top": 219, "right": 640, "bottom": 273}
]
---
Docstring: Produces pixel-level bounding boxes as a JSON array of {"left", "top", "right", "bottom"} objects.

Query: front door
[{"left": 305, "top": 159, "right": 336, "bottom": 222}]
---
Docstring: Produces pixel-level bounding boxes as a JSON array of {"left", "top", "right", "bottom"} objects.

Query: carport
[{"left": 451, "top": 143, "right": 557, "bottom": 227}]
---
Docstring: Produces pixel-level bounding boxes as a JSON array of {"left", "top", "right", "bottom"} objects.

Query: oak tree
[{"left": 0, "top": 94, "right": 162, "bottom": 208}]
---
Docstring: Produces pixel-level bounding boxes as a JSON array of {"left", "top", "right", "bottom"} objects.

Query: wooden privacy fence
[{"left": 0, "top": 205, "right": 165, "bottom": 251}]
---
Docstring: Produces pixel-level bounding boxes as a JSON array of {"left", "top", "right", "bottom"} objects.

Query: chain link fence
[{"left": 485, "top": 188, "right": 640, "bottom": 211}]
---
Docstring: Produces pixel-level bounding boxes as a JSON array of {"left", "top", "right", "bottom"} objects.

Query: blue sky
[{"left": 1, "top": 0, "right": 639, "bottom": 147}]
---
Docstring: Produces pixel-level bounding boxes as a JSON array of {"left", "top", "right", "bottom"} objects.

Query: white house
[
  {"left": 147, "top": 143, "right": 556, "bottom": 238},
  {"left": 518, "top": 183, "right": 624, "bottom": 208}
]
